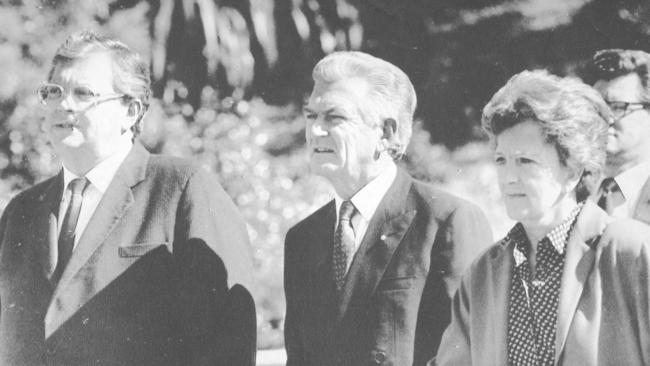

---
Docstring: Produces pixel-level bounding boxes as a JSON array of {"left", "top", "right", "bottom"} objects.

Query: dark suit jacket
[
  {"left": 0, "top": 142, "right": 253, "bottom": 366},
  {"left": 284, "top": 169, "right": 493, "bottom": 366},
  {"left": 434, "top": 201, "right": 650, "bottom": 366}
]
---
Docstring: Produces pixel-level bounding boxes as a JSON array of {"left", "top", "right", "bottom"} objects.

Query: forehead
[
  {"left": 50, "top": 51, "right": 115, "bottom": 89},
  {"left": 593, "top": 73, "right": 643, "bottom": 101},
  {"left": 495, "top": 120, "right": 556, "bottom": 157},
  {"left": 306, "top": 78, "right": 372, "bottom": 110}
]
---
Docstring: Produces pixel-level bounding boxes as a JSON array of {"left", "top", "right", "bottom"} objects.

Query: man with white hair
[{"left": 283, "top": 51, "right": 492, "bottom": 366}]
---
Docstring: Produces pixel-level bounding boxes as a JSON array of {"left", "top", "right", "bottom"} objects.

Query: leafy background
[{"left": 1, "top": 0, "right": 649, "bottom": 350}]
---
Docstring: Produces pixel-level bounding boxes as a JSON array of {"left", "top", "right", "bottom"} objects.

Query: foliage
[
  {"left": 2, "top": 0, "right": 650, "bottom": 350},
  {"left": 149, "top": 97, "right": 513, "bottom": 349},
  {"left": 143, "top": 94, "right": 333, "bottom": 349}
]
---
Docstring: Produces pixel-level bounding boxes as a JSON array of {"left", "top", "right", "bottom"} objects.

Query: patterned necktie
[
  {"left": 597, "top": 177, "right": 625, "bottom": 215},
  {"left": 52, "top": 177, "right": 89, "bottom": 283},
  {"left": 333, "top": 200, "right": 356, "bottom": 291}
]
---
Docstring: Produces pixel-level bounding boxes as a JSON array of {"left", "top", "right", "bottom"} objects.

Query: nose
[
  {"left": 57, "top": 92, "right": 76, "bottom": 112},
  {"left": 307, "top": 117, "right": 328, "bottom": 137},
  {"left": 607, "top": 116, "right": 619, "bottom": 130},
  {"left": 498, "top": 162, "right": 519, "bottom": 185}
]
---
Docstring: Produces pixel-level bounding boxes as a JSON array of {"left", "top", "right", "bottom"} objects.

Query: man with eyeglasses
[
  {"left": 0, "top": 31, "right": 254, "bottom": 365},
  {"left": 587, "top": 49, "right": 650, "bottom": 224}
]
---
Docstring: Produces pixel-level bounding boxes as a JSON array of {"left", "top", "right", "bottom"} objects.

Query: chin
[
  {"left": 58, "top": 137, "right": 88, "bottom": 151},
  {"left": 310, "top": 163, "right": 341, "bottom": 181},
  {"left": 504, "top": 204, "right": 533, "bottom": 223},
  {"left": 51, "top": 135, "right": 81, "bottom": 151},
  {"left": 606, "top": 138, "right": 620, "bottom": 154}
]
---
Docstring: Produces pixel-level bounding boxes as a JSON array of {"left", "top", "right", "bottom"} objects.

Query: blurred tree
[
  {"left": 5, "top": 0, "right": 650, "bottom": 168},
  {"left": 3, "top": 0, "right": 650, "bottom": 348}
]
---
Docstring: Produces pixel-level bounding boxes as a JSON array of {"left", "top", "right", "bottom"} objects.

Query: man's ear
[
  {"left": 382, "top": 118, "right": 397, "bottom": 141},
  {"left": 121, "top": 100, "right": 142, "bottom": 134},
  {"left": 375, "top": 118, "right": 398, "bottom": 159}
]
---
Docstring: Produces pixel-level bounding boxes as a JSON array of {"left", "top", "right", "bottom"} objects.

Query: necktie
[
  {"left": 597, "top": 177, "right": 625, "bottom": 215},
  {"left": 52, "top": 177, "right": 88, "bottom": 283},
  {"left": 333, "top": 201, "right": 356, "bottom": 291}
]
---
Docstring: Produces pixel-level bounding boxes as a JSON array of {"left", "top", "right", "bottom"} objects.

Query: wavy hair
[
  {"left": 585, "top": 49, "right": 650, "bottom": 103},
  {"left": 482, "top": 70, "right": 610, "bottom": 201},
  {"left": 48, "top": 31, "right": 151, "bottom": 136},
  {"left": 312, "top": 51, "right": 416, "bottom": 159}
]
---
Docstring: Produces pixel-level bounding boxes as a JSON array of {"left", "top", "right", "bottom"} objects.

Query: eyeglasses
[
  {"left": 605, "top": 101, "right": 650, "bottom": 121},
  {"left": 37, "top": 83, "right": 125, "bottom": 108}
]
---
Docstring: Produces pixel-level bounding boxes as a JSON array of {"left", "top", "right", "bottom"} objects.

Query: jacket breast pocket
[
  {"left": 376, "top": 275, "right": 416, "bottom": 292},
  {"left": 118, "top": 243, "right": 168, "bottom": 258}
]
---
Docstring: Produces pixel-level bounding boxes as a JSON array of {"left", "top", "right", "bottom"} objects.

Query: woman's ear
[
  {"left": 127, "top": 100, "right": 143, "bottom": 118},
  {"left": 565, "top": 165, "right": 584, "bottom": 194}
]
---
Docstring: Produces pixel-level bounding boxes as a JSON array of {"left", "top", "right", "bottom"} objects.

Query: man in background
[
  {"left": 588, "top": 49, "right": 650, "bottom": 224},
  {"left": 0, "top": 31, "right": 253, "bottom": 365},
  {"left": 283, "top": 51, "right": 493, "bottom": 366}
]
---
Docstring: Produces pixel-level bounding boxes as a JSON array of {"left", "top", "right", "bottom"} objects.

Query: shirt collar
[
  {"left": 62, "top": 137, "right": 133, "bottom": 194},
  {"left": 335, "top": 162, "right": 397, "bottom": 223},
  {"left": 508, "top": 202, "right": 583, "bottom": 267},
  {"left": 614, "top": 161, "right": 650, "bottom": 205}
]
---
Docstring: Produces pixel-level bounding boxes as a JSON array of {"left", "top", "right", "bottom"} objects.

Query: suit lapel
[
  {"left": 489, "top": 241, "right": 514, "bottom": 366},
  {"left": 554, "top": 202, "right": 607, "bottom": 364},
  {"left": 45, "top": 143, "right": 149, "bottom": 337},
  {"left": 633, "top": 177, "right": 650, "bottom": 225},
  {"left": 306, "top": 201, "right": 338, "bottom": 336},
  {"left": 311, "top": 201, "right": 336, "bottom": 274},
  {"left": 32, "top": 172, "right": 63, "bottom": 283},
  {"left": 335, "top": 170, "right": 415, "bottom": 323}
]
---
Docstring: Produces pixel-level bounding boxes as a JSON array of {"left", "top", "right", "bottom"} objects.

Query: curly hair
[
  {"left": 311, "top": 51, "right": 416, "bottom": 159},
  {"left": 482, "top": 70, "right": 610, "bottom": 201},
  {"left": 584, "top": 49, "right": 650, "bottom": 103},
  {"left": 48, "top": 30, "right": 151, "bottom": 136}
]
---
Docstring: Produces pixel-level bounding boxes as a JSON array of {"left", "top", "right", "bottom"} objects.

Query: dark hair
[
  {"left": 48, "top": 31, "right": 151, "bottom": 136},
  {"left": 482, "top": 70, "right": 610, "bottom": 201},
  {"left": 585, "top": 49, "right": 650, "bottom": 103}
]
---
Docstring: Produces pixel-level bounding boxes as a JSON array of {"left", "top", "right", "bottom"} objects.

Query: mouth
[
  {"left": 313, "top": 147, "right": 335, "bottom": 154},
  {"left": 506, "top": 193, "right": 526, "bottom": 198},
  {"left": 52, "top": 122, "right": 77, "bottom": 130}
]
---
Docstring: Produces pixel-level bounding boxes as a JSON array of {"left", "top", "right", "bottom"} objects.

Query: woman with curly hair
[{"left": 433, "top": 70, "right": 650, "bottom": 366}]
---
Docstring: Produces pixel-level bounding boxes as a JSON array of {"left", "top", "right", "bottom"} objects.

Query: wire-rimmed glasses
[{"left": 37, "top": 83, "right": 126, "bottom": 109}]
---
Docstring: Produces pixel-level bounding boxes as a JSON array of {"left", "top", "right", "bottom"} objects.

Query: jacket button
[{"left": 373, "top": 351, "right": 387, "bottom": 364}]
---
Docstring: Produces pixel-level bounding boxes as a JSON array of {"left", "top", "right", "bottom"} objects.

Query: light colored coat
[{"left": 433, "top": 201, "right": 650, "bottom": 366}]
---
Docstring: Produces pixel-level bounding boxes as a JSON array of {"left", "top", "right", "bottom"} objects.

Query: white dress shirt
[
  {"left": 58, "top": 138, "right": 133, "bottom": 248},
  {"left": 334, "top": 162, "right": 397, "bottom": 271},
  {"left": 610, "top": 161, "right": 650, "bottom": 219}
]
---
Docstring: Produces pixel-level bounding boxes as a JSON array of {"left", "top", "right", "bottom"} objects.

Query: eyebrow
[
  {"left": 302, "top": 106, "right": 315, "bottom": 114},
  {"left": 494, "top": 149, "right": 541, "bottom": 158},
  {"left": 302, "top": 106, "right": 345, "bottom": 115}
]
